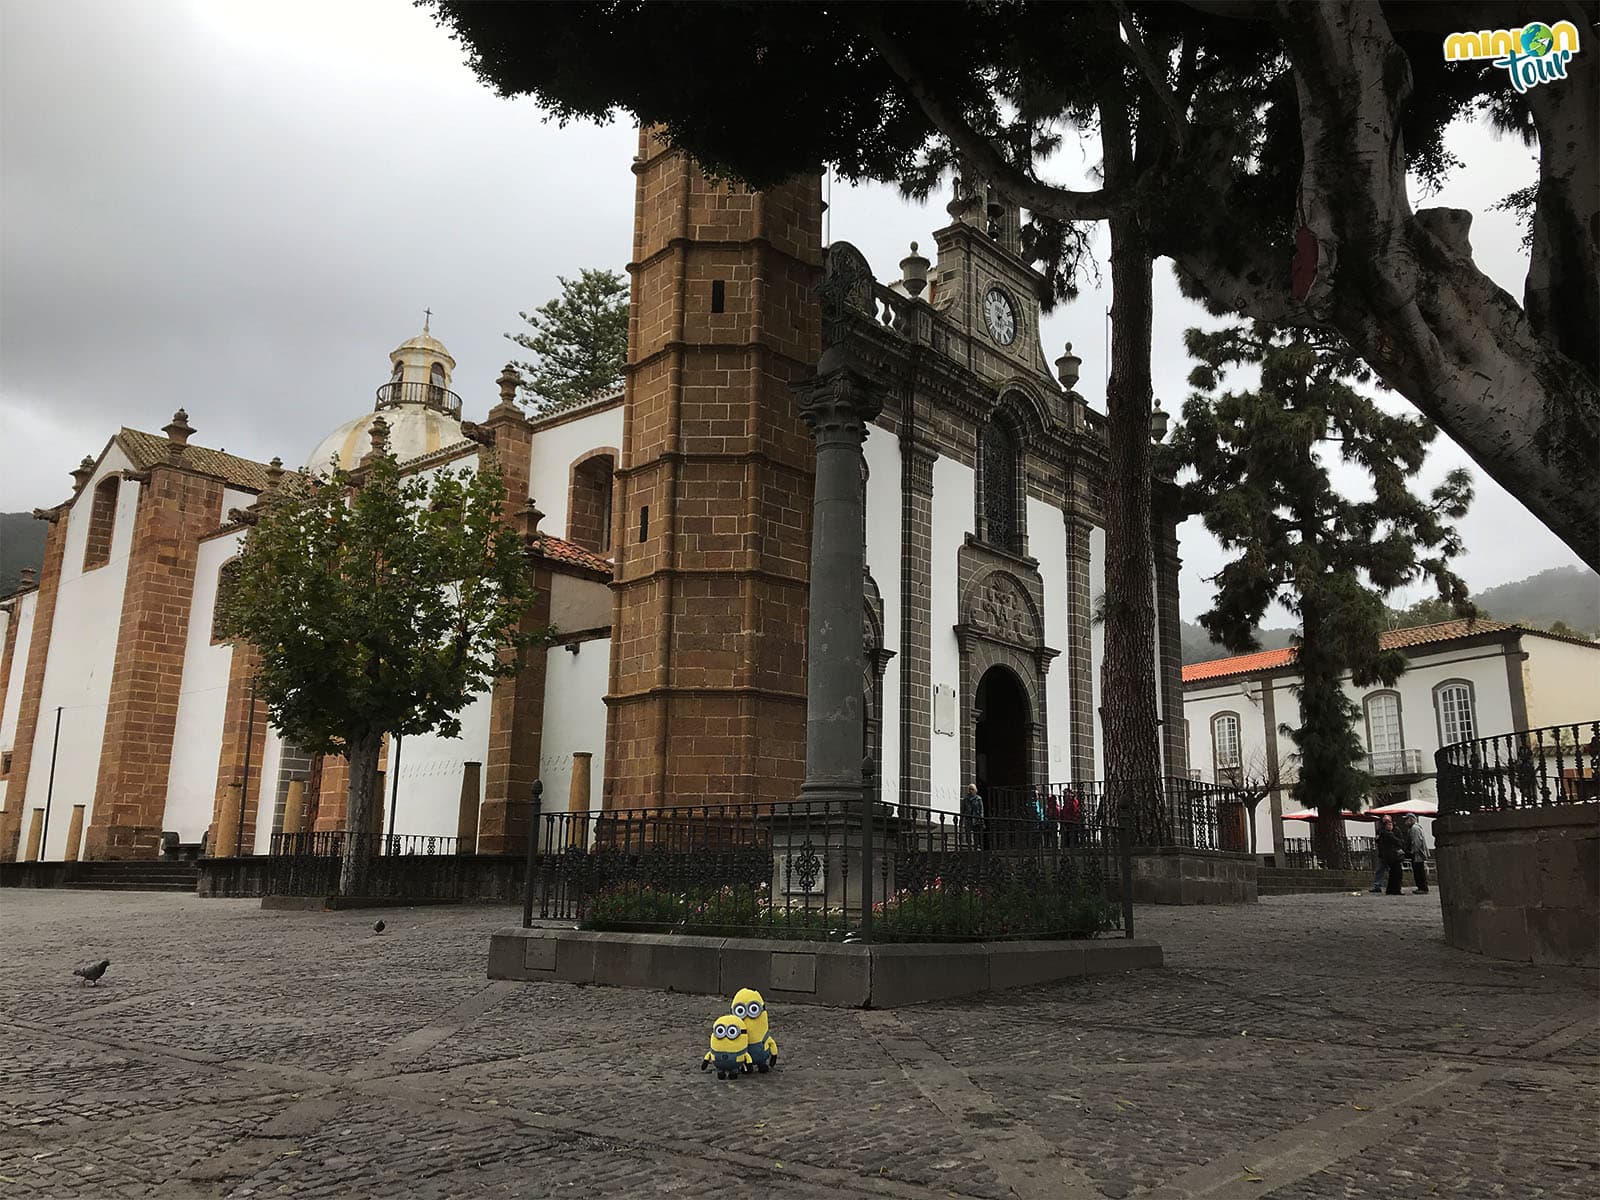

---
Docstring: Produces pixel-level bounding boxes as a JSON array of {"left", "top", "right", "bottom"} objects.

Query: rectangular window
[
  {"left": 711, "top": 280, "right": 725, "bottom": 313},
  {"left": 1366, "top": 694, "right": 1402, "bottom": 754},
  {"left": 1, "top": 751, "right": 11, "bottom": 776},
  {"left": 638, "top": 505, "right": 649, "bottom": 543},
  {"left": 1213, "top": 714, "right": 1241, "bottom": 771},
  {"left": 1437, "top": 684, "right": 1476, "bottom": 746}
]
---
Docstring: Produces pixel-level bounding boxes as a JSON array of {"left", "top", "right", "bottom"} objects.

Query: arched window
[
  {"left": 1211, "top": 711, "right": 1241, "bottom": 785},
  {"left": 568, "top": 451, "right": 617, "bottom": 555},
  {"left": 1434, "top": 680, "right": 1476, "bottom": 747},
  {"left": 981, "top": 417, "right": 1021, "bottom": 554},
  {"left": 428, "top": 361, "right": 446, "bottom": 406},
  {"left": 1364, "top": 691, "right": 1403, "bottom": 772},
  {"left": 211, "top": 558, "right": 242, "bottom": 643},
  {"left": 82, "top": 476, "right": 119, "bottom": 571},
  {"left": 390, "top": 360, "right": 404, "bottom": 381}
]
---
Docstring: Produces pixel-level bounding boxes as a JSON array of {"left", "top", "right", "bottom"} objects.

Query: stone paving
[{"left": 0, "top": 889, "right": 1594, "bottom": 1199}]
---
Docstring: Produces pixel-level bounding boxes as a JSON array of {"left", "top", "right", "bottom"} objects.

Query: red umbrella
[
  {"left": 1282, "top": 809, "right": 1369, "bottom": 821},
  {"left": 1365, "top": 799, "right": 1437, "bottom": 817}
]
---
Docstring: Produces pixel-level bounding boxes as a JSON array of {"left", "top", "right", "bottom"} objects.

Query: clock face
[{"left": 983, "top": 286, "right": 1017, "bottom": 346}]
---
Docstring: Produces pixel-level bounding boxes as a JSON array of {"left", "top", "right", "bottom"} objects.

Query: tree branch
[
  {"left": 854, "top": 13, "right": 1131, "bottom": 221},
  {"left": 1112, "top": 1, "right": 1189, "bottom": 148}
]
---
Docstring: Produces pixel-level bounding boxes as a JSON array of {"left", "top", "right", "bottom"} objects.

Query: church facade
[{"left": 0, "top": 135, "right": 1184, "bottom": 862}]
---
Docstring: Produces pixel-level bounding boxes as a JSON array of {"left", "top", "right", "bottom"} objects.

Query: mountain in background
[
  {"left": 1, "top": 512, "right": 48, "bottom": 597},
  {"left": 1183, "top": 564, "right": 1600, "bottom": 664}
]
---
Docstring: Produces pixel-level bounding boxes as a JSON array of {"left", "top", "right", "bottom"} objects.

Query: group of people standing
[
  {"left": 1373, "top": 813, "right": 1429, "bottom": 895},
  {"left": 958, "top": 783, "right": 1086, "bottom": 846}
]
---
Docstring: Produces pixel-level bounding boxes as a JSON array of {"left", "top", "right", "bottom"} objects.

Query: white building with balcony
[{"left": 1181, "top": 619, "right": 1600, "bottom": 860}]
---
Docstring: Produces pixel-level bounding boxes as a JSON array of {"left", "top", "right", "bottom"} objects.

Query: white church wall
[
  {"left": 249, "top": 729, "right": 285, "bottom": 854},
  {"left": 387, "top": 684, "right": 494, "bottom": 841},
  {"left": 1520, "top": 634, "right": 1600, "bottom": 729},
  {"left": 928, "top": 456, "right": 974, "bottom": 812},
  {"left": 1028, "top": 496, "right": 1070, "bottom": 783},
  {"left": 162, "top": 530, "right": 243, "bottom": 843},
  {"left": 549, "top": 573, "right": 610, "bottom": 634},
  {"left": 27, "top": 448, "right": 137, "bottom": 859},
  {"left": 1, "top": 590, "right": 36, "bottom": 755},
  {"left": 1089, "top": 525, "right": 1106, "bottom": 780},
  {"left": 0, "top": 590, "right": 31, "bottom": 818},
  {"left": 527, "top": 404, "right": 625, "bottom": 536},
  {"left": 539, "top": 637, "right": 610, "bottom": 820},
  {"left": 864, "top": 428, "right": 902, "bottom": 803}
]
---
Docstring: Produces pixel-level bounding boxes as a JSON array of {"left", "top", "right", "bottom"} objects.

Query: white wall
[
  {"left": 549, "top": 573, "right": 611, "bottom": 634},
  {"left": 526, "top": 404, "right": 625, "bottom": 536},
  {"left": 23, "top": 449, "right": 137, "bottom": 860},
  {"left": 539, "top": 637, "right": 611, "bottom": 820},
  {"left": 385, "top": 684, "right": 494, "bottom": 840},
  {"left": 1088, "top": 525, "right": 1106, "bottom": 780},
  {"left": 928, "top": 456, "right": 973, "bottom": 812},
  {"left": 249, "top": 729, "right": 285, "bottom": 854},
  {"left": 1, "top": 590, "right": 37, "bottom": 757},
  {"left": 1029, "top": 496, "right": 1071, "bottom": 783},
  {"left": 864, "top": 428, "right": 902, "bottom": 803},
  {"left": 162, "top": 531, "right": 242, "bottom": 842},
  {"left": 1520, "top": 635, "right": 1600, "bottom": 729}
]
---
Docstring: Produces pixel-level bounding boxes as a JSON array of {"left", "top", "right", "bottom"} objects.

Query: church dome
[{"left": 304, "top": 318, "right": 469, "bottom": 474}]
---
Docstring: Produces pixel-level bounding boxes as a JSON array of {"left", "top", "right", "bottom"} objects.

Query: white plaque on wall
[{"left": 933, "top": 684, "right": 956, "bottom": 735}]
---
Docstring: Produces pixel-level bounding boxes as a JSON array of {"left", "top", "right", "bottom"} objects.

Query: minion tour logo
[{"left": 1443, "top": 20, "right": 1582, "bottom": 92}]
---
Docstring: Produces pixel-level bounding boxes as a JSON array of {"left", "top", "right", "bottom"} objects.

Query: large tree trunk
[
  {"left": 1101, "top": 206, "right": 1167, "bottom": 842},
  {"left": 339, "top": 731, "right": 383, "bottom": 896},
  {"left": 1167, "top": 2, "right": 1599, "bottom": 568}
]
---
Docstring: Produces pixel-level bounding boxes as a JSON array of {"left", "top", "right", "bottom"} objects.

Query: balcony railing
[
  {"left": 374, "top": 379, "right": 462, "bottom": 418},
  {"left": 1437, "top": 720, "right": 1600, "bottom": 815},
  {"left": 1364, "top": 748, "right": 1425, "bottom": 777}
]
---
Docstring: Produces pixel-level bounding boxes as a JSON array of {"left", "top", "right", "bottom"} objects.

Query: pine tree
[
  {"left": 1167, "top": 323, "right": 1473, "bottom": 865},
  {"left": 505, "top": 268, "right": 629, "bottom": 413}
]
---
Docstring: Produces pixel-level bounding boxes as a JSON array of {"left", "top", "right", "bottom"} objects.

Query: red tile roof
[
  {"left": 1182, "top": 618, "right": 1524, "bottom": 685},
  {"left": 532, "top": 535, "right": 612, "bottom": 576}
]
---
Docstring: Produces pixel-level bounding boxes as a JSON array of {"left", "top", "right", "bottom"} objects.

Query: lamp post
[{"left": 235, "top": 675, "right": 257, "bottom": 858}]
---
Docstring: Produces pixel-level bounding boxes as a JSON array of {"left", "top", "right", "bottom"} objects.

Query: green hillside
[{"left": 1, "top": 512, "right": 47, "bottom": 596}]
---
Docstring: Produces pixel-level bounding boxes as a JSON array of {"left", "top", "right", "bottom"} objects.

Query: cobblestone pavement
[{"left": 1, "top": 890, "right": 1594, "bottom": 1199}]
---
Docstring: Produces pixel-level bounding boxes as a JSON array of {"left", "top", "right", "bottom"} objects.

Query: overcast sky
[{"left": 1, "top": 0, "right": 1587, "bottom": 622}]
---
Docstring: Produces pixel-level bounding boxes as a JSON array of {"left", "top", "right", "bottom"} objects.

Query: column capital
[
  {"left": 796, "top": 351, "right": 883, "bottom": 445},
  {"left": 900, "top": 437, "right": 939, "bottom": 493}
]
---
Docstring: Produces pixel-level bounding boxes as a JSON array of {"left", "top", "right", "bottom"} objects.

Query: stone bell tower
[{"left": 603, "top": 130, "right": 823, "bottom": 810}]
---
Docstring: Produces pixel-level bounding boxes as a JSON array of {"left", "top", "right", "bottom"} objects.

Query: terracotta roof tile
[
  {"left": 1182, "top": 618, "right": 1525, "bottom": 685},
  {"left": 116, "top": 428, "right": 275, "bottom": 493},
  {"left": 533, "top": 535, "right": 612, "bottom": 576}
]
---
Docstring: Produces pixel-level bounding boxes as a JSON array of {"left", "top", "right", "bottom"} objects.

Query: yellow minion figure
[
  {"left": 732, "top": 988, "right": 778, "bottom": 1072},
  {"left": 700, "top": 1015, "right": 753, "bottom": 1080}
]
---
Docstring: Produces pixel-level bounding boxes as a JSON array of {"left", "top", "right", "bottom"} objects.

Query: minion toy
[
  {"left": 732, "top": 988, "right": 778, "bottom": 1072},
  {"left": 700, "top": 1015, "right": 753, "bottom": 1080}
]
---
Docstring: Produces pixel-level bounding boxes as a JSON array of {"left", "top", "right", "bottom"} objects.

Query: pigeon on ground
[
  {"left": 372, "top": 920, "right": 385, "bottom": 934},
  {"left": 74, "top": 959, "right": 110, "bottom": 986}
]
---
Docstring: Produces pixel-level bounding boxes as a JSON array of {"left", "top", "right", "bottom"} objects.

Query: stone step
[{"left": 65, "top": 880, "right": 197, "bottom": 892}]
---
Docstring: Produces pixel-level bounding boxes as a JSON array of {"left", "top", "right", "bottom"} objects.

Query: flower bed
[{"left": 576, "top": 880, "right": 1118, "bottom": 941}]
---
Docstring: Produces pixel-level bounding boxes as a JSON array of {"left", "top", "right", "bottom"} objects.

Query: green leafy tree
[
  {"left": 430, "top": 0, "right": 1598, "bottom": 570},
  {"left": 1166, "top": 323, "right": 1473, "bottom": 865},
  {"left": 506, "top": 267, "right": 628, "bottom": 413},
  {"left": 1393, "top": 596, "right": 1465, "bottom": 627},
  {"left": 218, "top": 448, "right": 542, "bottom": 894}
]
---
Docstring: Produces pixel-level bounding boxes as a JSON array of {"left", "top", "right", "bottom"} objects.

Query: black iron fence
[
  {"left": 984, "top": 778, "right": 1250, "bottom": 852},
  {"left": 521, "top": 796, "right": 1132, "bottom": 943},
  {"left": 262, "top": 831, "right": 470, "bottom": 900},
  {"left": 1436, "top": 721, "right": 1600, "bottom": 816},
  {"left": 1281, "top": 835, "right": 1378, "bottom": 872}
]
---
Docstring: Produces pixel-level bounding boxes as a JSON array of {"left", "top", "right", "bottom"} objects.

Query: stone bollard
[
  {"left": 457, "top": 761, "right": 482, "bottom": 854},
  {"left": 282, "top": 780, "right": 305, "bottom": 837},
  {"left": 214, "top": 782, "right": 242, "bottom": 859},
  {"left": 567, "top": 752, "right": 592, "bottom": 849},
  {"left": 64, "top": 804, "right": 86, "bottom": 863},
  {"left": 24, "top": 808, "right": 44, "bottom": 862}
]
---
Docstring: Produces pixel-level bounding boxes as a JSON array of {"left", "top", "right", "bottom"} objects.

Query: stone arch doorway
[{"left": 975, "top": 664, "right": 1031, "bottom": 804}]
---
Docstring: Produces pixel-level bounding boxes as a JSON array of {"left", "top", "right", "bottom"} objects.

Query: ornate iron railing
[
  {"left": 269, "top": 831, "right": 460, "bottom": 857},
  {"left": 261, "top": 830, "right": 468, "bottom": 899},
  {"left": 520, "top": 797, "right": 1132, "bottom": 943},
  {"left": 1436, "top": 721, "right": 1600, "bottom": 816},
  {"left": 373, "top": 380, "right": 462, "bottom": 417}
]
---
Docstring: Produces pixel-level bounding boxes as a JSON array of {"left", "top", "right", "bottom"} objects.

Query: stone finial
[
  {"left": 265, "top": 456, "right": 284, "bottom": 490},
  {"left": 1055, "top": 342, "right": 1082, "bottom": 390},
  {"left": 163, "top": 408, "right": 195, "bottom": 446},
  {"left": 70, "top": 456, "right": 95, "bottom": 492},
  {"left": 899, "top": 242, "right": 930, "bottom": 300},
  {"left": 519, "top": 498, "right": 545, "bottom": 537},
  {"left": 496, "top": 364, "right": 521, "bottom": 410},
  {"left": 19, "top": 566, "right": 37, "bottom": 589}
]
